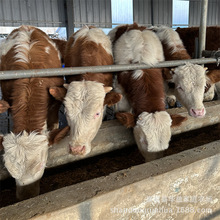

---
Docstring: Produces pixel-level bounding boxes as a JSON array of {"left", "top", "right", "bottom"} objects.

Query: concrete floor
[{"left": 0, "top": 139, "right": 219, "bottom": 220}]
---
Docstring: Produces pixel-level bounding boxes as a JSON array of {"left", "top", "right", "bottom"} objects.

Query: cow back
[{"left": 64, "top": 26, "right": 113, "bottom": 86}]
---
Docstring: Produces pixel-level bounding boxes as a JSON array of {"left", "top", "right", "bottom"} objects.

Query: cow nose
[
  {"left": 69, "top": 145, "right": 86, "bottom": 155},
  {"left": 190, "top": 108, "right": 205, "bottom": 118}
]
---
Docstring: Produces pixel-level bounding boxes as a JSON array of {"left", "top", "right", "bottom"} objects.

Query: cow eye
[
  {"left": 94, "top": 112, "right": 101, "bottom": 119},
  {"left": 205, "top": 83, "right": 211, "bottom": 93}
]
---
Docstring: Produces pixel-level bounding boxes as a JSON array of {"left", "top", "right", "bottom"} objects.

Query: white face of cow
[
  {"left": 3, "top": 131, "right": 48, "bottom": 200},
  {"left": 171, "top": 63, "right": 206, "bottom": 118},
  {"left": 133, "top": 111, "right": 172, "bottom": 161},
  {"left": 64, "top": 81, "right": 107, "bottom": 156}
]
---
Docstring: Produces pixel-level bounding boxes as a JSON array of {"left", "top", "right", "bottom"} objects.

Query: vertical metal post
[
  {"left": 65, "top": 0, "right": 75, "bottom": 38},
  {"left": 151, "top": 0, "right": 154, "bottom": 26},
  {"left": 194, "top": 37, "right": 199, "bottom": 58},
  {"left": 198, "top": 0, "right": 208, "bottom": 58}
]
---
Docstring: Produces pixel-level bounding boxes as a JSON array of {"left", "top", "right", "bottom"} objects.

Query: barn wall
[
  {"left": 0, "top": 0, "right": 112, "bottom": 37},
  {"left": 1, "top": 0, "right": 219, "bottom": 30},
  {"left": 133, "top": 0, "right": 172, "bottom": 26},
  {"left": 189, "top": 0, "right": 220, "bottom": 26},
  {"left": 65, "top": 0, "right": 112, "bottom": 38},
  {"left": 0, "top": 0, "right": 66, "bottom": 27},
  {"left": 72, "top": 0, "right": 112, "bottom": 28}
]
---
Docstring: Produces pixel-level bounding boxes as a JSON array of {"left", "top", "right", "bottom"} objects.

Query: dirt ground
[{"left": 1, "top": 123, "right": 220, "bottom": 208}]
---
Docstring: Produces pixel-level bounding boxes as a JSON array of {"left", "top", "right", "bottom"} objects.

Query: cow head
[
  {"left": 163, "top": 63, "right": 207, "bottom": 118},
  {"left": 2, "top": 131, "right": 48, "bottom": 200},
  {"left": 50, "top": 81, "right": 122, "bottom": 156},
  {"left": 116, "top": 111, "right": 172, "bottom": 161}
]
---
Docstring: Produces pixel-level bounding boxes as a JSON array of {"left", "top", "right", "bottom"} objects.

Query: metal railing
[{"left": 0, "top": 58, "right": 218, "bottom": 80}]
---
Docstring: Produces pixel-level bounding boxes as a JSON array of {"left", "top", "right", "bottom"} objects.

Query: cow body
[
  {"left": 108, "top": 23, "right": 172, "bottom": 160},
  {"left": 0, "top": 25, "right": 64, "bottom": 200},
  {"left": 64, "top": 26, "right": 113, "bottom": 85},
  {"left": 51, "top": 38, "right": 67, "bottom": 65},
  {"left": 50, "top": 26, "right": 121, "bottom": 156},
  {"left": 176, "top": 26, "right": 220, "bottom": 59}
]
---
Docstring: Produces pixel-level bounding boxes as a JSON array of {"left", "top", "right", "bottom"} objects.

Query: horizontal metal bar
[
  {"left": 202, "top": 50, "right": 220, "bottom": 58},
  {"left": 0, "top": 58, "right": 217, "bottom": 80}
]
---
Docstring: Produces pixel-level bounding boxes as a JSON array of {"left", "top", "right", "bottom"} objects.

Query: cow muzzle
[
  {"left": 189, "top": 108, "right": 206, "bottom": 118},
  {"left": 69, "top": 144, "right": 86, "bottom": 155}
]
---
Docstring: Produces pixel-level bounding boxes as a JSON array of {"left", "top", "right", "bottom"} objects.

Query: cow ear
[
  {"left": 206, "top": 69, "right": 220, "bottom": 84},
  {"left": 116, "top": 112, "right": 136, "bottom": 128},
  {"left": 49, "top": 86, "right": 67, "bottom": 101},
  {"left": 0, "top": 100, "right": 10, "bottom": 113},
  {"left": 48, "top": 126, "right": 70, "bottom": 146},
  {"left": 0, "top": 135, "right": 4, "bottom": 151},
  {"left": 162, "top": 68, "right": 174, "bottom": 81},
  {"left": 104, "top": 86, "right": 112, "bottom": 94},
  {"left": 104, "top": 91, "right": 122, "bottom": 107}
]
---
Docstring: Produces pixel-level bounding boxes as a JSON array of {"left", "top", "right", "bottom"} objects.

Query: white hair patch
[
  {"left": 113, "top": 29, "right": 164, "bottom": 65},
  {"left": 45, "top": 46, "right": 50, "bottom": 54},
  {"left": 132, "top": 69, "right": 144, "bottom": 80},
  {"left": 3, "top": 131, "right": 48, "bottom": 184},
  {"left": 152, "top": 26, "right": 185, "bottom": 54},
  {"left": 133, "top": 111, "right": 172, "bottom": 158}
]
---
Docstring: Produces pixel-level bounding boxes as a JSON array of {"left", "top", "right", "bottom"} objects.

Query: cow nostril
[
  {"left": 191, "top": 109, "right": 196, "bottom": 115},
  {"left": 191, "top": 108, "right": 205, "bottom": 117},
  {"left": 68, "top": 145, "right": 72, "bottom": 153},
  {"left": 69, "top": 145, "right": 86, "bottom": 155}
]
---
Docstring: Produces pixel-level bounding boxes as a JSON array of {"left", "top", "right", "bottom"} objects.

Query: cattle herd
[{"left": 0, "top": 23, "right": 220, "bottom": 201}]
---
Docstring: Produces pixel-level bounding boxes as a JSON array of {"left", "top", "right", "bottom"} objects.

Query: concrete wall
[{"left": 0, "top": 139, "right": 219, "bottom": 220}]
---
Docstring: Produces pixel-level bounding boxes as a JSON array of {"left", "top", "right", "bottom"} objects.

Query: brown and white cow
[
  {"left": 51, "top": 38, "right": 67, "bottom": 65},
  {"left": 49, "top": 26, "right": 122, "bottom": 156},
  {"left": 176, "top": 26, "right": 220, "bottom": 59},
  {"left": 176, "top": 26, "right": 220, "bottom": 100},
  {"left": 0, "top": 25, "right": 64, "bottom": 200},
  {"left": 151, "top": 25, "right": 215, "bottom": 118},
  {"left": 108, "top": 23, "right": 175, "bottom": 160}
]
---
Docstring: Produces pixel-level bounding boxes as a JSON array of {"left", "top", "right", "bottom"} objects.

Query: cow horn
[
  {"left": 104, "top": 86, "right": 112, "bottom": 93},
  {"left": 63, "top": 84, "right": 69, "bottom": 89}
]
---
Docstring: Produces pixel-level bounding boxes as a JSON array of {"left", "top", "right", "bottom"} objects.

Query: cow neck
[
  {"left": 118, "top": 69, "right": 166, "bottom": 120},
  {"left": 11, "top": 78, "right": 49, "bottom": 134}
]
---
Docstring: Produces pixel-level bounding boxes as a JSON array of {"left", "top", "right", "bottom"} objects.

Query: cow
[
  {"left": 151, "top": 25, "right": 218, "bottom": 118},
  {"left": 49, "top": 26, "right": 122, "bottom": 156},
  {"left": 176, "top": 26, "right": 220, "bottom": 100},
  {"left": 51, "top": 38, "right": 67, "bottom": 65},
  {"left": 108, "top": 23, "right": 179, "bottom": 161},
  {"left": 176, "top": 26, "right": 220, "bottom": 59},
  {"left": 0, "top": 25, "right": 64, "bottom": 200}
]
